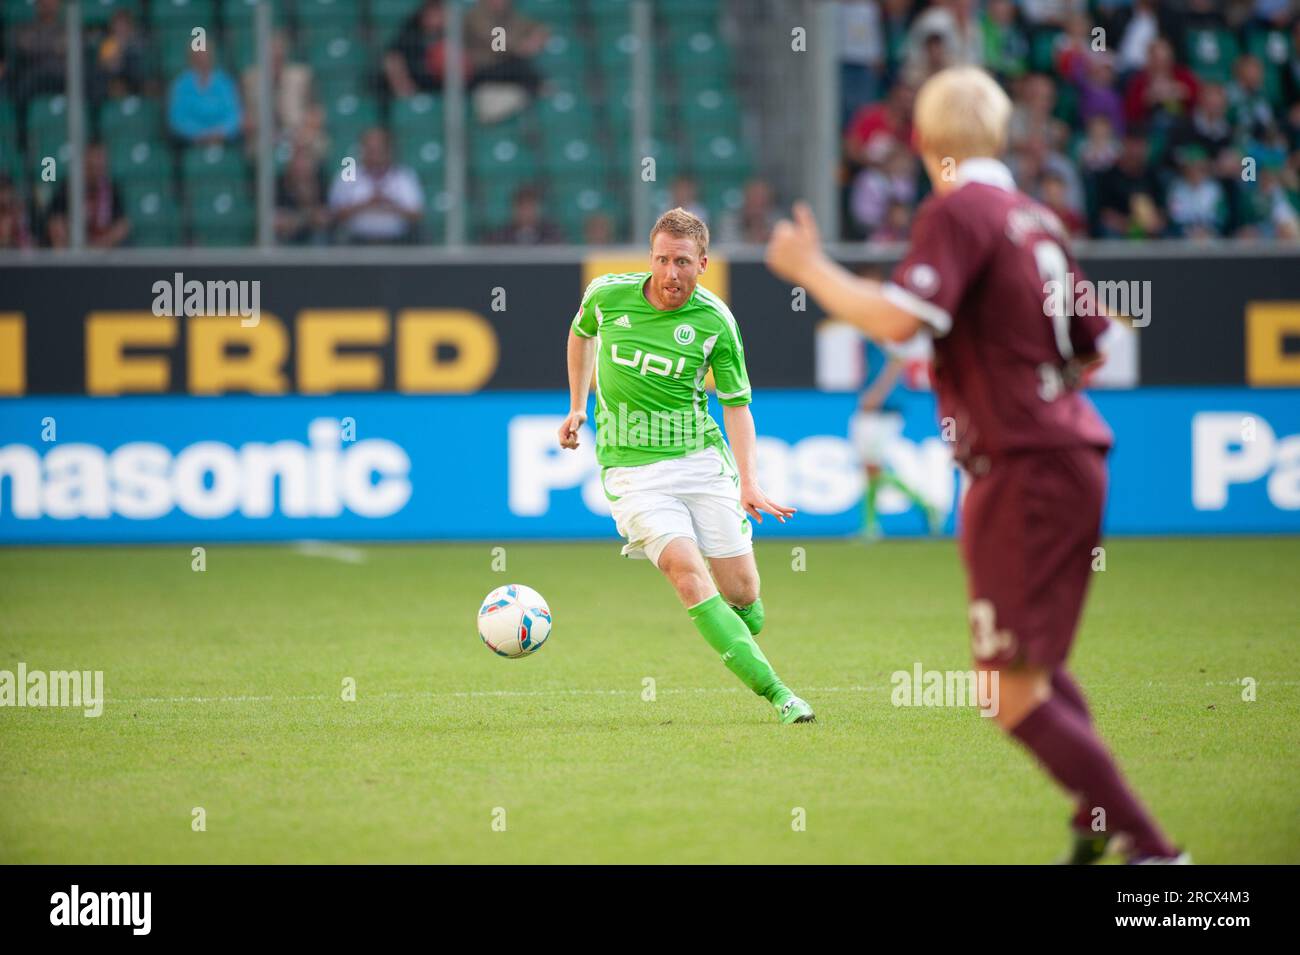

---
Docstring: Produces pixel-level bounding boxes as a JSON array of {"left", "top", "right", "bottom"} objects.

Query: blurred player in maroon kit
[{"left": 766, "top": 66, "right": 1186, "bottom": 864}]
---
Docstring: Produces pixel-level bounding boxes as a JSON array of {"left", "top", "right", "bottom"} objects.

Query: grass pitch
[{"left": 0, "top": 537, "right": 1297, "bottom": 864}]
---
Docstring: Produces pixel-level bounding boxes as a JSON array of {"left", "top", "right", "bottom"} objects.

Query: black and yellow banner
[{"left": 1, "top": 252, "right": 1298, "bottom": 395}]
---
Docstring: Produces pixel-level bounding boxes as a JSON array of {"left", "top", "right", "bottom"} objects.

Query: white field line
[
  {"left": 291, "top": 541, "right": 368, "bottom": 564},
  {"left": 112, "top": 680, "right": 1300, "bottom": 705},
  {"left": 120, "top": 687, "right": 832, "bottom": 704}
]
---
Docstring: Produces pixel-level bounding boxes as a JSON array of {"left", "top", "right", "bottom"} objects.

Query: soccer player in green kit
[{"left": 557, "top": 208, "right": 815, "bottom": 724}]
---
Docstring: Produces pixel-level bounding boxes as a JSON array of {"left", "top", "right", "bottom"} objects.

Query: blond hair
[
  {"left": 913, "top": 66, "right": 1012, "bottom": 163},
  {"left": 649, "top": 207, "right": 709, "bottom": 256}
]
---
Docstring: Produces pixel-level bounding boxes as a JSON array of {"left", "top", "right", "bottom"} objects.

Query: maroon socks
[
  {"left": 1049, "top": 669, "right": 1100, "bottom": 832},
  {"left": 1011, "top": 690, "right": 1177, "bottom": 859}
]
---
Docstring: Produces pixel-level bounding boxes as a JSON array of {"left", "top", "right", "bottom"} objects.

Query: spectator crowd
[
  {"left": 2, "top": 0, "right": 1299, "bottom": 248},
  {"left": 839, "top": 0, "right": 1300, "bottom": 241}
]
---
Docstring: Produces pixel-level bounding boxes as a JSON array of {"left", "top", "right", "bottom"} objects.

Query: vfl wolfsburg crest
[{"left": 674, "top": 324, "right": 696, "bottom": 345}]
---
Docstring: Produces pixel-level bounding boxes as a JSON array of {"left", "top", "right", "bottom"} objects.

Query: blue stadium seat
[
  {"left": 537, "top": 89, "right": 597, "bottom": 138},
  {"left": 110, "top": 137, "right": 174, "bottom": 183},
  {"left": 82, "top": 0, "right": 141, "bottom": 26},
  {"left": 124, "top": 184, "right": 182, "bottom": 246},
  {"left": 182, "top": 142, "right": 249, "bottom": 183},
  {"left": 150, "top": 0, "right": 216, "bottom": 23},
  {"left": 535, "top": 26, "right": 589, "bottom": 85},
  {"left": 99, "top": 96, "right": 163, "bottom": 144},
  {"left": 187, "top": 181, "right": 255, "bottom": 245},
  {"left": 551, "top": 182, "right": 625, "bottom": 242}
]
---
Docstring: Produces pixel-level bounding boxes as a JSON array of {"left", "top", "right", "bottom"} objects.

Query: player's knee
[
  {"left": 983, "top": 666, "right": 1050, "bottom": 731},
  {"left": 724, "top": 581, "right": 760, "bottom": 608},
  {"left": 656, "top": 551, "right": 713, "bottom": 606},
  {"left": 671, "top": 569, "right": 715, "bottom": 607}
]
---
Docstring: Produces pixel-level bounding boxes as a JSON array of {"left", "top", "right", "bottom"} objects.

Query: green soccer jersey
[{"left": 572, "top": 272, "right": 752, "bottom": 468}]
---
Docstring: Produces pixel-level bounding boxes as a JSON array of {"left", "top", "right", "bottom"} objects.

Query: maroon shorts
[{"left": 959, "top": 446, "right": 1108, "bottom": 670}]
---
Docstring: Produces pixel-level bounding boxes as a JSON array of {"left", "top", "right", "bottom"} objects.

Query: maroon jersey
[{"left": 885, "top": 159, "right": 1113, "bottom": 463}]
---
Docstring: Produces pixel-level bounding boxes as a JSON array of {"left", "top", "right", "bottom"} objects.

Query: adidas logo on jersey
[{"left": 613, "top": 315, "right": 632, "bottom": 328}]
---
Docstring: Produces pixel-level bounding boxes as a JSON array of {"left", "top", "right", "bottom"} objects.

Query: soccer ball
[{"left": 477, "top": 584, "right": 552, "bottom": 658}]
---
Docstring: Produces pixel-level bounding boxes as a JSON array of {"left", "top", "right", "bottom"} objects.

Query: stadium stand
[{"left": 1, "top": 0, "right": 1298, "bottom": 247}]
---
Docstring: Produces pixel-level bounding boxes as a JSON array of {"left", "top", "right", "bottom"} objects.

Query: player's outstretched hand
[
  {"left": 558, "top": 410, "right": 586, "bottom": 449},
  {"left": 741, "top": 483, "right": 797, "bottom": 524},
  {"left": 765, "top": 201, "right": 823, "bottom": 284}
]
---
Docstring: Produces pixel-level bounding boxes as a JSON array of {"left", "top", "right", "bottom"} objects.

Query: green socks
[
  {"left": 688, "top": 594, "right": 785, "bottom": 703},
  {"left": 880, "top": 471, "right": 930, "bottom": 512},
  {"left": 864, "top": 471, "right": 933, "bottom": 536},
  {"left": 730, "top": 597, "right": 764, "bottom": 635},
  {"left": 864, "top": 474, "right": 881, "bottom": 537}
]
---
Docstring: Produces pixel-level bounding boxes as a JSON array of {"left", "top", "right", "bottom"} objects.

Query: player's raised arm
[{"left": 765, "top": 202, "right": 923, "bottom": 344}]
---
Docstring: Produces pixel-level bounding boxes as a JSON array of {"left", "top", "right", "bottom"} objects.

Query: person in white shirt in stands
[{"left": 328, "top": 127, "right": 424, "bottom": 244}]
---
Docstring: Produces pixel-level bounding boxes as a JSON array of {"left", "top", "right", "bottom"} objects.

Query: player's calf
[{"left": 660, "top": 540, "right": 807, "bottom": 722}]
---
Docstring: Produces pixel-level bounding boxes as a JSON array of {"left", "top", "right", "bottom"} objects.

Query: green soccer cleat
[
  {"left": 1056, "top": 830, "right": 1110, "bottom": 865},
  {"left": 730, "top": 599, "right": 764, "bottom": 636},
  {"left": 776, "top": 694, "right": 816, "bottom": 724}
]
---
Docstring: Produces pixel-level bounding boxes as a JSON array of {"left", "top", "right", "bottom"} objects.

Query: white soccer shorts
[
  {"left": 600, "top": 445, "right": 753, "bottom": 567},
  {"left": 849, "top": 410, "right": 905, "bottom": 467}
]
